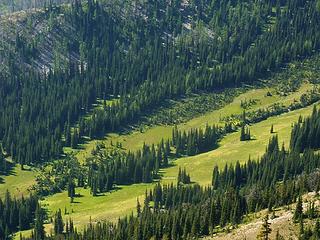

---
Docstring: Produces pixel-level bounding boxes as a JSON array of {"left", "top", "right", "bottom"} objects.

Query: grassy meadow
[
  {"left": 0, "top": 164, "right": 36, "bottom": 198},
  {"left": 39, "top": 83, "right": 318, "bottom": 231}
]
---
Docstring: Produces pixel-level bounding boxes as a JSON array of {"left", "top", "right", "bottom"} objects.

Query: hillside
[
  {"left": 0, "top": 0, "right": 320, "bottom": 239},
  {"left": 205, "top": 192, "right": 320, "bottom": 240}
]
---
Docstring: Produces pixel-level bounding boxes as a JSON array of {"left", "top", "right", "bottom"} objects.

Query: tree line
[
  {"left": 172, "top": 124, "right": 221, "bottom": 157},
  {"left": 0, "top": 191, "right": 38, "bottom": 238},
  {"left": 291, "top": 106, "right": 320, "bottom": 152}
]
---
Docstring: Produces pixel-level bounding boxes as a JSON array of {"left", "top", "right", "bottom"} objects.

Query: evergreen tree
[
  {"left": 240, "top": 126, "right": 246, "bottom": 141},
  {"left": 257, "top": 215, "right": 272, "bottom": 240},
  {"left": 136, "top": 198, "right": 141, "bottom": 217},
  {"left": 294, "top": 196, "right": 303, "bottom": 222},
  {"left": 54, "top": 209, "right": 64, "bottom": 235},
  {"left": 34, "top": 205, "right": 45, "bottom": 240}
]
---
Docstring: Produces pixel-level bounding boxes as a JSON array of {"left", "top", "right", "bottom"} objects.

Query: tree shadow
[{"left": 0, "top": 160, "right": 15, "bottom": 177}]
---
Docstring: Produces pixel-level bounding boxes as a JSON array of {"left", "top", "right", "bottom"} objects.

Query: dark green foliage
[
  {"left": 0, "top": 191, "right": 38, "bottom": 239},
  {"left": 34, "top": 155, "right": 86, "bottom": 196},
  {"left": 290, "top": 106, "right": 320, "bottom": 152},
  {"left": 53, "top": 209, "right": 64, "bottom": 235},
  {"left": 0, "top": 147, "right": 6, "bottom": 174},
  {"left": 67, "top": 178, "right": 75, "bottom": 201},
  {"left": 177, "top": 167, "right": 191, "bottom": 185},
  {"left": 71, "top": 129, "right": 79, "bottom": 149},
  {"left": 33, "top": 204, "right": 45, "bottom": 240},
  {"left": 24, "top": 168, "right": 319, "bottom": 240},
  {"left": 294, "top": 196, "right": 303, "bottom": 222},
  {"left": 240, "top": 125, "right": 251, "bottom": 141},
  {"left": 172, "top": 124, "right": 221, "bottom": 156},
  {"left": 3, "top": 0, "right": 320, "bottom": 238},
  {"left": 86, "top": 141, "right": 172, "bottom": 195}
]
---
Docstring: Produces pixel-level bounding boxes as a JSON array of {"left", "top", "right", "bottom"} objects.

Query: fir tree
[
  {"left": 54, "top": 209, "right": 64, "bottom": 235},
  {"left": 294, "top": 196, "right": 303, "bottom": 222},
  {"left": 257, "top": 215, "right": 272, "bottom": 240},
  {"left": 34, "top": 205, "right": 45, "bottom": 240}
]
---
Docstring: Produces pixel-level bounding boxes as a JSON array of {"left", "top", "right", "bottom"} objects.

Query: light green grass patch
[
  {"left": 42, "top": 184, "right": 153, "bottom": 230},
  {"left": 0, "top": 164, "right": 36, "bottom": 198},
  {"left": 84, "top": 83, "right": 312, "bottom": 156},
  {"left": 162, "top": 102, "right": 319, "bottom": 185}
]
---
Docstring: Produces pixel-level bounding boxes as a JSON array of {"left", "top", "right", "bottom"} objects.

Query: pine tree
[
  {"left": 67, "top": 178, "right": 75, "bottom": 199},
  {"left": 299, "top": 218, "right": 304, "bottom": 237},
  {"left": 240, "top": 125, "right": 246, "bottom": 141},
  {"left": 54, "top": 209, "right": 64, "bottom": 235},
  {"left": 257, "top": 215, "right": 272, "bottom": 240},
  {"left": 212, "top": 165, "right": 219, "bottom": 189},
  {"left": 136, "top": 198, "right": 141, "bottom": 217},
  {"left": 65, "top": 123, "right": 71, "bottom": 147},
  {"left": 0, "top": 147, "right": 5, "bottom": 172},
  {"left": 240, "top": 126, "right": 251, "bottom": 141},
  {"left": 34, "top": 205, "right": 45, "bottom": 240},
  {"left": 242, "top": 110, "right": 246, "bottom": 124},
  {"left": 294, "top": 196, "right": 303, "bottom": 222}
]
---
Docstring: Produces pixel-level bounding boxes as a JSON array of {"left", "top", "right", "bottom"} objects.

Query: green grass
[
  {"left": 41, "top": 184, "right": 153, "bottom": 231},
  {"left": 40, "top": 83, "right": 317, "bottom": 232},
  {"left": 162, "top": 103, "right": 319, "bottom": 185},
  {"left": 42, "top": 103, "right": 318, "bottom": 230},
  {"left": 73, "top": 82, "right": 313, "bottom": 163},
  {"left": 0, "top": 164, "right": 36, "bottom": 198}
]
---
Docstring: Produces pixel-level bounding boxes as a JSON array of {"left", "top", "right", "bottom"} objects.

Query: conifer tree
[
  {"left": 54, "top": 209, "right": 64, "bottom": 235},
  {"left": 71, "top": 129, "right": 79, "bottom": 149},
  {"left": 212, "top": 165, "right": 219, "bottom": 189},
  {"left": 136, "top": 198, "right": 141, "bottom": 217},
  {"left": 34, "top": 205, "right": 45, "bottom": 240},
  {"left": 242, "top": 110, "right": 246, "bottom": 124},
  {"left": 294, "top": 196, "right": 303, "bottom": 222},
  {"left": 257, "top": 215, "right": 272, "bottom": 240}
]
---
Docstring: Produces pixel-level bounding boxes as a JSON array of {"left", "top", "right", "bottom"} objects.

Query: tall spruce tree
[
  {"left": 34, "top": 205, "right": 45, "bottom": 240},
  {"left": 257, "top": 215, "right": 272, "bottom": 240},
  {"left": 294, "top": 196, "right": 303, "bottom": 222}
]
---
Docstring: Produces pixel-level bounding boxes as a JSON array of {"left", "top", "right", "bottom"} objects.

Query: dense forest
[
  {"left": 1, "top": 0, "right": 320, "bottom": 239},
  {"left": 0, "top": 192, "right": 38, "bottom": 238},
  {"left": 291, "top": 106, "right": 320, "bottom": 152},
  {"left": 0, "top": 0, "right": 319, "bottom": 166}
]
